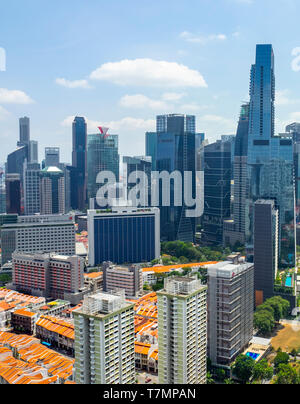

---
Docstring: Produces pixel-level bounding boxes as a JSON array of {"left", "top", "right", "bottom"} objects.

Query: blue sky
[{"left": 1, "top": 0, "right": 300, "bottom": 163}]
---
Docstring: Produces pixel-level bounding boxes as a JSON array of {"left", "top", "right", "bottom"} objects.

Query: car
[{"left": 145, "top": 378, "right": 152, "bottom": 383}]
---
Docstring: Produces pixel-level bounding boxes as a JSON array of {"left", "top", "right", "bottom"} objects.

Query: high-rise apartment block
[
  {"left": 12, "top": 252, "right": 85, "bottom": 304},
  {"left": 88, "top": 207, "right": 160, "bottom": 266},
  {"left": 157, "top": 276, "right": 207, "bottom": 384},
  {"left": 1, "top": 214, "right": 76, "bottom": 265},
  {"left": 207, "top": 261, "right": 254, "bottom": 369},
  {"left": 102, "top": 262, "right": 143, "bottom": 297},
  {"left": 73, "top": 291, "right": 135, "bottom": 384}
]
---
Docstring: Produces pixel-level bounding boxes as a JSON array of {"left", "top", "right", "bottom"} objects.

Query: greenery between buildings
[{"left": 254, "top": 296, "right": 290, "bottom": 336}]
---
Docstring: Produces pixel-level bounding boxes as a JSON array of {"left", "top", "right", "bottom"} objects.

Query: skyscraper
[
  {"left": 123, "top": 155, "right": 151, "bottom": 206},
  {"left": 207, "top": 261, "right": 254, "bottom": 369},
  {"left": 157, "top": 276, "right": 207, "bottom": 384},
  {"left": 87, "top": 133, "right": 119, "bottom": 204},
  {"left": 45, "top": 147, "right": 60, "bottom": 167},
  {"left": 5, "top": 174, "right": 21, "bottom": 215},
  {"left": 223, "top": 103, "right": 250, "bottom": 246},
  {"left": 23, "top": 161, "right": 41, "bottom": 215},
  {"left": 73, "top": 291, "right": 135, "bottom": 384},
  {"left": 40, "top": 166, "right": 65, "bottom": 215},
  {"left": 254, "top": 200, "right": 279, "bottom": 306},
  {"left": 147, "top": 114, "right": 197, "bottom": 242},
  {"left": 71, "top": 117, "right": 87, "bottom": 211},
  {"left": 246, "top": 45, "right": 296, "bottom": 268},
  {"left": 202, "top": 140, "right": 232, "bottom": 245},
  {"left": 18, "top": 117, "right": 30, "bottom": 146}
]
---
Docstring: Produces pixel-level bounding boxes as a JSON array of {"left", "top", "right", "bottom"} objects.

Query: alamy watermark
[
  {"left": 0, "top": 47, "right": 6, "bottom": 71},
  {"left": 96, "top": 170, "right": 204, "bottom": 218}
]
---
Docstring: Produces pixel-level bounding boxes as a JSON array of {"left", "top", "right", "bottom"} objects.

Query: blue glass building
[
  {"left": 71, "top": 117, "right": 87, "bottom": 211},
  {"left": 88, "top": 208, "right": 160, "bottom": 266},
  {"left": 146, "top": 114, "right": 197, "bottom": 242},
  {"left": 246, "top": 45, "right": 296, "bottom": 268},
  {"left": 87, "top": 133, "right": 119, "bottom": 203}
]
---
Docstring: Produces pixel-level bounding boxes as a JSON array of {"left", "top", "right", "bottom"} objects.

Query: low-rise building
[
  {"left": 11, "top": 308, "right": 38, "bottom": 335},
  {"left": 103, "top": 262, "right": 143, "bottom": 298},
  {"left": 36, "top": 315, "right": 74, "bottom": 356}
]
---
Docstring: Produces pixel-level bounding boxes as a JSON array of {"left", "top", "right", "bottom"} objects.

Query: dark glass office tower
[
  {"left": 202, "top": 140, "right": 232, "bottom": 245},
  {"left": 149, "top": 114, "right": 197, "bottom": 242},
  {"left": 87, "top": 133, "right": 119, "bottom": 203},
  {"left": 246, "top": 45, "right": 296, "bottom": 268},
  {"left": 18, "top": 117, "right": 30, "bottom": 146},
  {"left": 71, "top": 117, "right": 87, "bottom": 211},
  {"left": 234, "top": 103, "right": 250, "bottom": 240},
  {"left": 123, "top": 156, "right": 152, "bottom": 207},
  {"left": 5, "top": 174, "right": 21, "bottom": 214}
]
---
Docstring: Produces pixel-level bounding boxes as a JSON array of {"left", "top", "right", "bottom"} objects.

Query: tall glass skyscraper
[
  {"left": 246, "top": 45, "right": 296, "bottom": 268},
  {"left": 147, "top": 114, "right": 197, "bottom": 242},
  {"left": 87, "top": 133, "right": 119, "bottom": 203},
  {"left": 71, "top": 117, "right": 87, "bottom": 211}
]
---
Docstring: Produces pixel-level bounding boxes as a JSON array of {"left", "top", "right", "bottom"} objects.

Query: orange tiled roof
[
  {"left": 84, "top": 272, "right": 103, "bottom": 279},
  {"left": 36, "top": 315, "right": 74, "bottom": 340},
  {"left": 142, "top": 262, "right": 218, "bottom": 273},
  {"left": 0, "top": 356, "right": 58, "bottom": 384},
  {"left": 135, "top": 341, "right": 151, "bottom": 356},
  {"left": 13, "top": 308, "right": 36, "bottom": 318},
  {"left": 18, "top": 343, "right": 74, "bottom": 380}
]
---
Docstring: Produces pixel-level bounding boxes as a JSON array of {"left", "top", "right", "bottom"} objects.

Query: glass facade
[
  {"left": 246, "top": 45, "right": 296, "bottom": 268},
  {"left": 203, "top": 141, "right": 232, "bottom": 245},
  {"left": 147, "top": 114, "right": 197, "bottom": 242},
  {"left": 87, "top": 134, "right": 119, "bottom": 202},
  {"left": 71, "top": 117, "right": 87, "bottom": 210},
  {"left": 93, "top": 214, "right": 156, "bottom": 265}
]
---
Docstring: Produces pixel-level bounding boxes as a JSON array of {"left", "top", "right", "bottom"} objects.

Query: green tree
[
  {"left": 274, "top": 351, "right": 290, "bottom": 371},
  {"left": 215, "top": 368, "right": 226, "bottom": 381},
  {"left": 206, "top": 371, "right": 215, "bottom": 384},
  {"left": 254, "top": 310, "right": 275, "bottom": 336},
  {"left": 232, "top": 355, "right": 255, "bottom": 383},
  {"left": 274, "top": 364, "right": 300, "bottom": 384},
  {"left": 252, "top": 359, "right": 273, "bottom": 381}
]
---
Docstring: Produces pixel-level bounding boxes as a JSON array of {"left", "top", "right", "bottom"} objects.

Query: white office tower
[
  {"left": 157, "top": 276, "right": 207, "bottom": 384},
  {"left": 73, "top": 291, "right": 135, "bottom": 385}
]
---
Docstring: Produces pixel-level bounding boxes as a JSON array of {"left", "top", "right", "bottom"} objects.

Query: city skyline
[{"left": 1, "top": 1, "right": 300, "bottom": 163}]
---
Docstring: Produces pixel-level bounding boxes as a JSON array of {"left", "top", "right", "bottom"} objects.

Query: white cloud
[
  {"left": 55, "top": 78, "right": 91, "bottom": 89},
  {"left": 161, "top": 92, "right": 185, "bottom": 102},
  {"left": 276, "top": 89, "right": 300, "bottom": 106},
  {"left": 61, "top": 115, "right": 155, "bottom": 133},
  {"left": 90, "top": 58, "right": 207, "bottom": 88},
  {"left": 119, "top": 94, "right": 169, "bottom": 110},
  {"left": 291, "top": 47, "right": 300, "bottom": 72},
  {"left": 0, "top": 88, "right": 34, "bottom": 104},
  {"left": 180, "top": 31, "right": 227, "bottom": 45}
]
